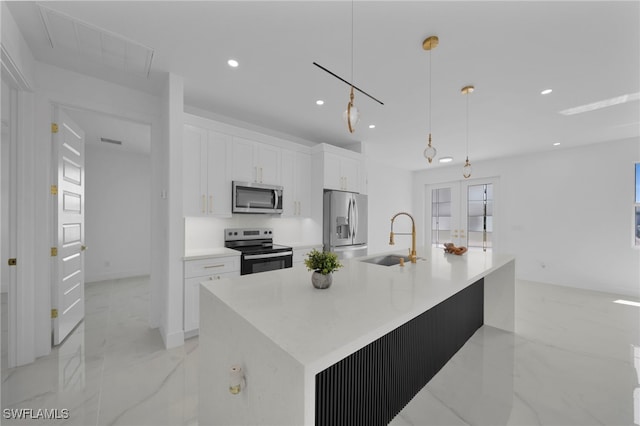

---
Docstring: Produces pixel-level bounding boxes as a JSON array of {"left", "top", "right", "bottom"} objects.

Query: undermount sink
[{"left": 360, "top": 254, "right": 412, "bottom": 267}]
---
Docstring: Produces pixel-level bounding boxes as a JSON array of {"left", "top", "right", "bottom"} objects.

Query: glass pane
[
  {"left": 467, "top": 231, "right": 492, "bottom": 249},
  {"left": 466, "top": 183, "right": 493, "bottom": 251},
  {"left": 438, "top": 202, "right": 452, "bottom": 216},
  {"left": 437, "top": 188, "right": 451, "bottom": 203},
  {"left": 432, "top": 187, "right": 454, "bottom": 247},
  {"left": 468, "top": 185, "right": 485, "bottom": 201},
  {"left": 635, "top": 206, "right": 640, "bottom": 246},
  {"left": 486, "top": 216, "right": 493, "bottom": 232},
  {"left": 438, "top": 217, "right": 451, "bottom": 230},
  {"left": 486, "top": 200, "right": 494, "bottom": 216},
  {"left": 468, "top": 217, "right": 484, "bottom": 232},
  {"left": 468, "top": 201, "right": 485, "bottom": 217},
  {"left": 636, "top": 163, "right": 640, "bottom": 203}
]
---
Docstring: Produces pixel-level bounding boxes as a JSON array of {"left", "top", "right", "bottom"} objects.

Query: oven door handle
[{"left": 244, "top": 251, "right": 293, "bottom": 260}]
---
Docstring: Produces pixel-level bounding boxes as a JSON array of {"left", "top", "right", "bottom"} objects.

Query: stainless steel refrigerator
[{"left": 323, "top": 190, "right": 368, "bottom": 259}]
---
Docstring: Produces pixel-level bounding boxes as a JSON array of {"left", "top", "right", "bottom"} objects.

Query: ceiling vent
[
  {"left": 38, "top": 4, "right": 154, "bottom": 78},
  {"left": 100, "top": 137, "right": 123, "bottom": 146}
]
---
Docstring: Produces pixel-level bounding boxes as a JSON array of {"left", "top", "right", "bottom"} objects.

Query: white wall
[
  {"left": 185, "top": 216, "right": 321, "bottom": 250},
  {"left": 413, "top": 138, "right": 640, "bottom": 297},
  {"left": 366, "top": 159, "right": 414, "bottom": 255},
  {"left": 84, "top": 144, "right": 150, "bottom": 282}
]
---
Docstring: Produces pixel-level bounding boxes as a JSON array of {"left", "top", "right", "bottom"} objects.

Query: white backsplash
[{"left": 185, "top": 216, "right": 322, "bottom": 250}]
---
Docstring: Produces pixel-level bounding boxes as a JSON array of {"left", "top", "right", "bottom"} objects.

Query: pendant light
[
  {"left": 312, "top": 2, "right": 384, "bottom": 129},
  {"left": 343, "top": 0, "right": 359, "bottom": 133},
  {"left": 422, "top": 36, "right": 439, "bottom": 163},
  {"left": 461, "top": 85, "right": 474, "bottom": 178}
]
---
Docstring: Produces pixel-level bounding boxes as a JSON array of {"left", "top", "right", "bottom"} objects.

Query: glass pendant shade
[
  {"left": 343, "top": 87, "right": 359, "bottom": 133},
  {"left": 463, "top": 157, "right": 472, "bottom": 179},
  {"left": 423, "top": 133, "right": 436, "bottom": 163}
]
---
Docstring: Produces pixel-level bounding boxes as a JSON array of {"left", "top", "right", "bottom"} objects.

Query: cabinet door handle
[
  {"left": 204, "top": 264, "right": 225, "bottom": 269},
  {"left": 202, "top": 195, "right": 206, "bottom": 213},
  {"left": 209, "top": 195, "right": 213, "bottom": 214}
]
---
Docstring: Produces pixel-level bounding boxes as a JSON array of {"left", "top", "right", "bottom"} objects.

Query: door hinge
[
  {"left": 8, "top": 258, "right": 16, "bottom": 266},
  {"left": 51, "top": 123, "right": 58, "bottom": 133},
  {"left": 51, "top": 309, "right": 58, "bottom": 319},
  {"left": 51, "top": 247, "right": 58, "bottom": 257},
  {"left": 51, "top": 185, "right": 58, "bottom": 195}
]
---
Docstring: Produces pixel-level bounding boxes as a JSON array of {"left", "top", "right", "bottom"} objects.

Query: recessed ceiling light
[
  {"left": 368, "top": 124, "right": 375, "bottom": 129},
  {"left": 316, "top": 100, "right": 324, "bottom": 106},
  {"left": 439, "top": 157, "right": 453, "bottom": 163},
  {"left": 553, "top": 142, "right": 561, "bottom": 146},
  {"left": 541, "top": 89, "right": 553, "bottom": 95},
  {"left": 227, "top": 59, "right": 239, "bottom": 68}
]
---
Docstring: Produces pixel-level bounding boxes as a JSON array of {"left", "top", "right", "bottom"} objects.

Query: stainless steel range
[{"left": 224, "top": 228, "right": 293, "bottom": 275}]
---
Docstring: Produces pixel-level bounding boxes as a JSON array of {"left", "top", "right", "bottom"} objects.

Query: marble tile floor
[{"left": 1, "top": 277, "right": 639, "bottom": 426}]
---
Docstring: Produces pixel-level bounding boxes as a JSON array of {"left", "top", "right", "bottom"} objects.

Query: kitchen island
[{"left": 199, "top": 248, "right": 515, "bottom": 426}]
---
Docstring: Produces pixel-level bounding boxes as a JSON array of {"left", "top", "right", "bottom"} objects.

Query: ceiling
[{"left": 7, "top": 1, "right": 640, "bottom": 171}]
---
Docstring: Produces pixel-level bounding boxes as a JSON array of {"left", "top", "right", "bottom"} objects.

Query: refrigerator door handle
[
  {"left": 351, "top": 198, "right": 356, "bottom": 239},
  {"left": 347, "top": 198, "right": 353, "bottom": 239},
  {"left": 353, "top": 197, "right": 358, "bottom": 240}
]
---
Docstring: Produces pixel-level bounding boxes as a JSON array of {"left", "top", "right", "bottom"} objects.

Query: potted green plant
[{"left": 304, "top": 249, "right": 343, "bottom": 289}]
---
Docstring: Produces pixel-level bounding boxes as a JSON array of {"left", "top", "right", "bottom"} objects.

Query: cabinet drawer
[{"left": 184, "top": 256, "right": 239, "bottom": 278}]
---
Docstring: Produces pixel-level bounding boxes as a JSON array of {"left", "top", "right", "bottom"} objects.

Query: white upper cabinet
[
  {"left": 322, "top": 151, "right": 362, "bottom": 193},
  {"left": 183, "top": 125, "right": 232, "bottom": 217},
  {"left": 232, "top": 137, "right": 281, "bottom": 185},
  {"left": 281, "top": 150, "right": 311, "bottom": 217}
]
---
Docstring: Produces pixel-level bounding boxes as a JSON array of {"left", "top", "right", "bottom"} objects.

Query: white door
[
  {"left": 427, "top": 178, "right": 497, "bottom": 251},
  {"left": 428, "top": 182, "right": 463, "bottom": 248},
  {"left": 461, "top": 180, "right": 496, "bottom": 252},
  {"left": 52, "top": 109, "right": 85, "bottom": 345}
]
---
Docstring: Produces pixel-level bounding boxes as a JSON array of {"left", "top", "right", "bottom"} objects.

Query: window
[{"left": 635, "top": 163, "right": 639, "bottom": 247}]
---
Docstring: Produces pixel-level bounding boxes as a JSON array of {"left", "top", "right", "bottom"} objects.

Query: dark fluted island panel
[{"left": 315, "top": 278, "right": 484, "bottom": 426}]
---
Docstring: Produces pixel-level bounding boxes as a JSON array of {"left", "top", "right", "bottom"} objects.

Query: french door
[{"left": 428, "top": 178, "right": 497, "bottom": 252}]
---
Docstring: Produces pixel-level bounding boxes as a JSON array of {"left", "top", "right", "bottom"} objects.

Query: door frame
[
  {"left": 2, "top": 50, "right": 38, "bottom": 367},
  {"left": 424, "top": 176, "right": 500, "bottom": 253}
]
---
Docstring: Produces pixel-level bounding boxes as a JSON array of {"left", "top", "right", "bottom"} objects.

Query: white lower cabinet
[
  {"left": 293, "top": 245, "right": 323, "bottom": 265},
  {"left": 184, "top": 255, "right": 239, "bottom": 336}
]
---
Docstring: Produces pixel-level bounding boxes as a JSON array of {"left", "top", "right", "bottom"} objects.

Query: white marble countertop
[
  {"left": 201, "top": 247, "right": 514, "bottom": 373},
  {"left": 183, "top": 247, "right": 240, "bottom": 261}
]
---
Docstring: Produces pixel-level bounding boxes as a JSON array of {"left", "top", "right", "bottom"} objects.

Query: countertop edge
[{"left": 183, "top": 248, "right": 241, "bottom": 260}]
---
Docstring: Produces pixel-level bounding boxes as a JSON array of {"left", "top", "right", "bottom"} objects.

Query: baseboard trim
[{"left": 161, "top": 327, "right": 184, "bottom": 349}]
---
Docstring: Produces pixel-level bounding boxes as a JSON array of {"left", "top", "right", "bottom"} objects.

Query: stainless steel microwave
[{"left": 232, "top": 181, "right": 283, "bottom": 214}]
